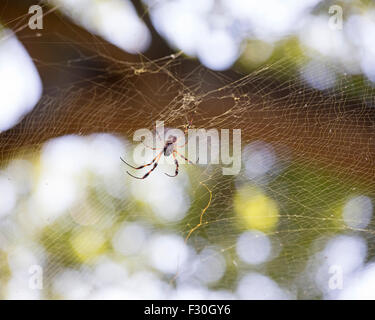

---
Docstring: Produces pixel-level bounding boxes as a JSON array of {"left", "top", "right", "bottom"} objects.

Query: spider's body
[
  {"left": 121, "top": 131, "right": 196, "bottom": 180},
  {"left": 164, "top": 135, "right": 177, "bottom": 156}
]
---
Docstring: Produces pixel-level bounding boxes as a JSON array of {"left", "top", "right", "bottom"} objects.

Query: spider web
[{"left": 0, "top": 3, "right": 375, "bottom": 300}]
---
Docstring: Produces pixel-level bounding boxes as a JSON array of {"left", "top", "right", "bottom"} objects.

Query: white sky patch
[
  {"left": 121, "top": 271, "right": 169, "bottom": 299},
  {"left": 130, "top": 167, "right": 190, "bottom": 222},
  {"left": 299, "top": 11, "right": 375, "bottom": 80},
  {"left": 91, "top": 257, "right": 128, "bottom": 288},
  {"left": 207, "top": 290, "right": 236, "bottom": 300},
  {"left": 338, "top": 263, "right": 375, "bottom": 299},
  {"left": 0, "top": 30, "right": 42, "bottom": 132},
  {"left": 73, "top": 260, "right": 171, "bottom": 299},
  {"left": 360, "top": 52, "right": 375, "bottom": 83},
  {"left": 88, "top": 286, "right": 133, "bottom": 300},
  {"left": 35, "top": 135, "right": 87, "bottom": 221},
  {"left": 301, "top": 16, "right": 353, "bottom": 60},
  {"left": 52, "top": 0, "right": 151, "bottom": 54},
  {"left": 222, "top": 0, "right": 321, "bottom": 41},
  {"left": 4, "top": 159, "right": 33, "bottom": 196},
  {"left": 323, "top": 235, "right": 367, "bottom": 274},
  {"left": 41, "top": 135, "right": 90, "bottom": 176},
  {"left": 343, "top": 196, "right": 373, "bottom": 229},
  {"left": 52, "top": 269, "right": 92, "bottom": 299},
  {"left": 148, "top": 0, "right": 239, "bottom": 70},
  {"left": 6, "top": 245, "right": 46, "bottom": 299},
  {"left": 7, "top": 245, "right": 45, "bottom": 273},
  {"left": 88, "top": 134, "right": 127, "bottom": 176},
  {"left": 150, "top": 3, "right": 207, "bottom": 56},
  {"left": 56, "top": 262, "right": 166, "bottom": 299},
  {"left": 236, "top": 272, "right": 290, "bottom": 299},
  {"left": 148, "top": 234, "right": 189, "bottom": 275},
  {"left": 33, "top": 134, "right": 128, "bottom": 224},
  {"left": 196, "top": 29, "right": 239, "bottom": 71},
  {"left": 34, "top": 171, "right": 79, "bottom": 220},
  {"left": 346, "top": 11, "right": 375, "bottom": 82},
  {"left": 300, "top": 60, "right": 337, "bottom": 90},
  {"left": 0, "top": 176, "right": 17, "bottom": 218},
  {"left": 145, "top": 0, "right": 375, "bottom": 80},
  {"left": 87, "top": 134, "right": 127, "bottom": 199},
  {"left": 58, "top": 265, "right": 167, "bottom": 299},
  {"left": 243, "top": 141, "right": 277, "bottom": 181},
  {"left": 7, "top": 276, "right": 41, "bottom": 299},
  {"left": 313, "top": 235, "right": 367, "bottom": 298},
  {"left": 174, "top": 284, "right": 209, "bottom": 300},
  {"left": 236, "top": 230, "right": 272, "bottom": 265},
  {"left": 112, "top": 222, "right": 148, "bottom": 256},
  {"left": 193, "top": 247, "right": 227, "bottom": 285}
]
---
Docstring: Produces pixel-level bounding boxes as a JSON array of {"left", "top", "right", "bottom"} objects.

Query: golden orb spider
[{"left": 121, "top": 123, "right": 197, "bottom": 179}]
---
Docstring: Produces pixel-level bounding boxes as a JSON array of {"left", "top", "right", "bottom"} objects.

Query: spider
[{"left": 121, "top": 126, "right": 197, "bottom": 179}]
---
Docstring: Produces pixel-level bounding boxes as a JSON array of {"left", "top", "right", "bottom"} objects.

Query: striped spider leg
[{"left": 120, "top": 151, "right": 163, "bottom": 180}]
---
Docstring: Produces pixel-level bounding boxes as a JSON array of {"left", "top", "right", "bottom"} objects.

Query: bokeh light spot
[
  {"left": 234, "top": 186, "right": 279, "bottom": 232},
  {"left": 70, "top": 229, "right": 106, "bottom": 262}
]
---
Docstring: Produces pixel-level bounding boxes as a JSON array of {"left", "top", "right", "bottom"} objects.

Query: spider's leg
[
  {"left": 120, "top": 151, "right": 162, "bottom": 169},
  {"left": 175, "top": 150, "right": 198, "bottom": 164},
  {"left": 165, "top": 152, "right": 179, "bottom": 177},
  {"left": 126, "top": 153, "right": 162, "bottom": 179},
  {"left": 183, "top": 117, "right": 193, "bottom": 135}
]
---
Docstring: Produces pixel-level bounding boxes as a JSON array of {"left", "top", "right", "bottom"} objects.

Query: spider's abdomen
[{"left": 164, "top": 142, "right": 174, "bottom": 156}]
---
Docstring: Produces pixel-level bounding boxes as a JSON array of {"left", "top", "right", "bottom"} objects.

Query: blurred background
[{"left": 0, "top": 0, "right": 374, "bottom": 299}]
